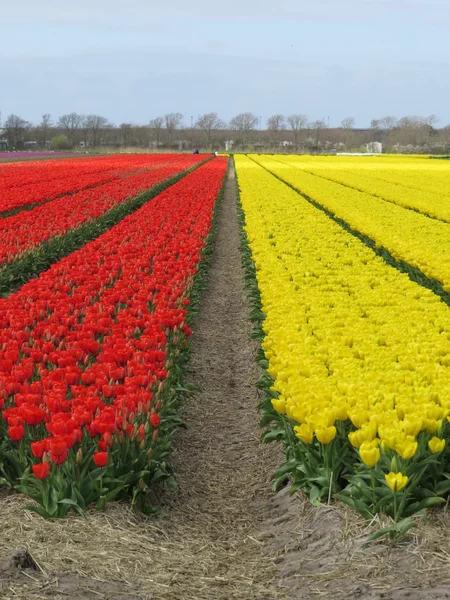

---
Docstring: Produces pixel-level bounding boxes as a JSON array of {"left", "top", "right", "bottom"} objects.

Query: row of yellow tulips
[
  {"left": 236, "top": 154, "right": 450, "bottom": 520},
  {"left": 274, "top": 155, "right": 450, "bottom": 222},
  {"left": 250, "top": 154, "right": 450, "bottom": 292}
]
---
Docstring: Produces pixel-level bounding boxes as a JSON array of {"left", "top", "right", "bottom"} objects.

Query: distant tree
[
  {"left": 378, "top": 116, "right": 398, "bottom": 131},
  {"left": 341, "top": 117, "right": 355, "bottom": 130},
  {"left": 4, "top": 114, "right": 31, "bottom": 149},
  {"left": 195, "top": 112, "right": 225, "bottom": 148},
  {"left": 230, "top": 112, "right": 258, "bottom": 147},
  {"left": 267, "top": 114, "right": 286, "bottom": 132},
  {"left": 84, "top": 115, "right": 111, "bottom": 147},
  {"left": 40, "top": 114, "right": 52, "bottom": 147},
  {"left": 164, "top": 113, "right": 184, "bottom": 145},
  {"left": 149, "top": 117, "right": 164, "bottom": 147},
  {"left": 119, "top": 123, "right": 134, "bottom": 147},
  {"left": 51, "top": 135, "right": 71, "bottom": 150},
  {"left": 341, "top": 117, "right": 356, "bottom": 150},
  {"left": 58, "top": 113, "right": 84, "bottom": 145},
  {"left": 287, "top": 114, "right": 308, "bottom": 148},
  {"left": 310, "top": 119, "right": 327, "bottom": 147}
]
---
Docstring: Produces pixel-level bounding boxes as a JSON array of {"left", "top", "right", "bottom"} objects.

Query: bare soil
[{"left": 1, "top": 161, "right": 450, "bottom": 599}]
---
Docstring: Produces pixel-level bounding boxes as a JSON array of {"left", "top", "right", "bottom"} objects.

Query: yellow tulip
[
  {"left": 294, "top": 423, "right": 313, "bottom": 444},
  {"left": 395, "top": 439, "right": 418, "bottom": 460},
  {"left": 271, "top": 397, "right": 286, "bottom": 415},
  {"left": 315, "top": 426, "right": 336, "bottom": 444},
  {"left": 428, "top": 437, "right": 446, "bottom": 454},
  {"left": 385, "top": 472, "right": 408, "bottom": 492},
  {"left": 359, "top": 442, "right": 380, "bottom": 468},
  {"left": 402, "top": 417, "right": 423, "bottom": 437}
]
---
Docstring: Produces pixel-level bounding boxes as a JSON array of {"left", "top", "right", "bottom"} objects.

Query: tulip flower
[
  {"left": 428, "top": 437, "right": 446, "bottom": 454},
  {"left": 359, "top": 442, "right": 380, "bottom": 468},
  {"left": 150, "top": 413, "right": 161, "bottom": 428},
  {"left": 93, "top": 451, "right": 109, "bottom": 468},
  {"left": 32, "top": 462, "right": 51, "bottom": 480},
  {"left": 294, "top": 423, "right": 313, "bottom": 444},
  {"left": 315, "top": 426, "right": 336, "bottom": 445},
  {"left": 385, "top": 472, "right": 408, "bottom": 492}
]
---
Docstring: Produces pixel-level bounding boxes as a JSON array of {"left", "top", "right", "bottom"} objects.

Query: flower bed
[
  {"left": 236, "top": 154, "right": 450, "bottom": 527},
  {"left": 0, "top": 154, "right": 187, "bottom": 215},
  {"left": 0, "top": 157, "right": 228, "bottom": 517},
  {"left": 0, "top": 155, "right": 208, "bottom": 295}
]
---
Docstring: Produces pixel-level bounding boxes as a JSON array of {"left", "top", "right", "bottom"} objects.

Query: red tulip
[
  {"left": 150, "top": 413, "right": 160, "bottom": 428},
  {"left": 8, "top": 425, "right": 25, "bottom": 442},
  {"left": 32, "top": 462, "right": 50, "bottom": 480},
  {"left": 93, "top": 451, "right": 108, "bottom": 468},
  {"left": 31, "top": 440, "right": 47, "bottom": 458}
]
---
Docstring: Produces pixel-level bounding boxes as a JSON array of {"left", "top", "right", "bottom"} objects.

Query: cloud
[
  {"left": 3, "top": 0, "right": 450, "bottom": 27},
  {"left": 2, "top": 48, "right": 450, "bottom": 126}
]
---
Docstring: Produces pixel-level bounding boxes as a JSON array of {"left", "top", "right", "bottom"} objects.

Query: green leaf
[
  {"left": 396, "top": 517, "right": 416, "bottom": 535},
  {"left": 403, "top": 496, "right": 445, "bottom": 517},
  {"left": 334, "top": 492, "right": 374, "bottom": 520},
  {"left": 309, "top": 485, "right": 321, "bottom": 506},
  {"left": 23, "top": 504, "right": 52, "bottom": 519}
]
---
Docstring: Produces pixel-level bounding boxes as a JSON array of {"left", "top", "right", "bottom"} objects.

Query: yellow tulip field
[{"left": 236, "top": 154, "right": 450, "bottom": 523}]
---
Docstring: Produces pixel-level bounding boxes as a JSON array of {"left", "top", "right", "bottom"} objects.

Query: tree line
[{"left": 1, "top": 111, "right": 449, "bottom": 153}]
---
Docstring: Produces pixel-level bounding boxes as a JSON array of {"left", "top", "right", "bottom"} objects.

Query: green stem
[{"left": 371, "top": 468, "right": 375, "bottom": 508}]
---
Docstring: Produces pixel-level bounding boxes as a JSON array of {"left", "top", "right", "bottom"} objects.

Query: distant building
[
  {"left": 280, "top": 140, "right": 294, "bottom": 148},
  {"left": 24, "top": 141, "right": 38, "bottom": 149},
  {"left": 366, "top": 141, "right": 383, "bottom": 153},
  {"left": 225, "top": 140, "right": 234, "bottom": 152}
]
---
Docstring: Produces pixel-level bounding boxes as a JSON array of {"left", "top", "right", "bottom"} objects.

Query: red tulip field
[{"left": 1, "top": 153, "right": 450, "bottom": 600}]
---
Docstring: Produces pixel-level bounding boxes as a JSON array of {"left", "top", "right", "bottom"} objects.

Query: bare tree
[
  {"left": 310, "top": 119, "right": 327, "bottom": 148},
  {"left": 195, "top": 113, "right": 225, "bottom": 148},
  {"left": 164, "top": 113, "right": 183, "bottom": 145},
  {"left": 83, "top": 115, "right": 110, "bottom": 147},
  {"left": 149, "top": 117, "right": 164, "bottom": 147},
  {"left": 229, "top": 112, "right": 258, "bottom": 147},
  {"left": 40, "top": 114, "right": 52, "bottom": 147},
  {"left": 58, "top": 113, "right": 84, "bottom": 145},
  {"left": 267, "top": 114, "right": 286, "bottom": 132},
  {"left": 119, "top": 123, "right": 134, "bottom": 147},
  {"left": 378, "top": 116, "right": 398, "bottom": 131},
  {"left": 341, "top": 117, "right": 355, "bottom": 130},
  {"left": 4, "top": 114, "right": 31, "bottom": 149},
  {"left": 287, "top": 114, "right": 308, "bottom": 148},
  {"left": 267, "top": 114, "right": 286, "bottom": 146}
]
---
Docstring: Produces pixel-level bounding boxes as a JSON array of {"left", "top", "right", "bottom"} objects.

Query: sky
[{"left": 1, "top": 0, "right": 450, "bottom": 128}]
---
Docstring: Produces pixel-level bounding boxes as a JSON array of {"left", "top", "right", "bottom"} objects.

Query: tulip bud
[
  {"left": 146, "top": 447, "right": 153, "bottom": 459},
  {"left": 76, "top": 447, "right": 83, "bottom": 465},
  {"left": 153, "top": 430, "right": 158, "bottom": 442},
  {"left": 390, "top": 455, "right": 398, "bottom": 473}
]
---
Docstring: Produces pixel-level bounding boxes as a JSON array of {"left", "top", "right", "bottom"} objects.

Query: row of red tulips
[
  {"left": 0, "top": 155, "right": 205, "bottom": 268},
  {"left": 0, "top": 157, "right": 228, "bottom": 516},
  {"left": 0, "top": 154, "right": 186, "bottom": 215},
  {"left": 0, "top": 154, "right": 179, "bottom": 191}
]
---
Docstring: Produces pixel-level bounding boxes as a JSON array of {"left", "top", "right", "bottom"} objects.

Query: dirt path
[{"left": 2, "top": 161, "right": 450, "bottom": 600}]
